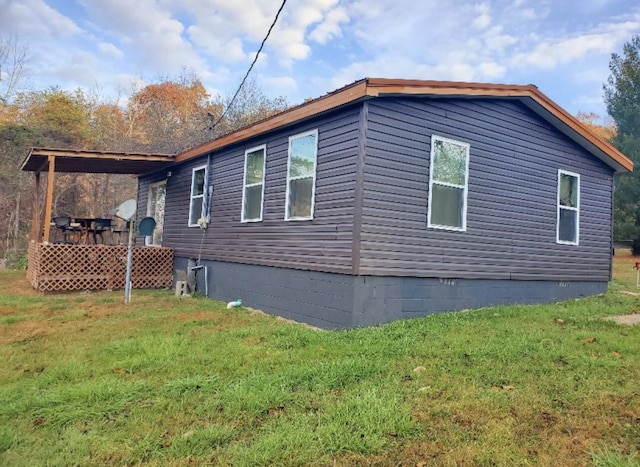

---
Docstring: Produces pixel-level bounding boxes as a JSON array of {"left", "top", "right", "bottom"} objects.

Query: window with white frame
[
  {"left": 427, "top": 135, "right": 470, "bottom": 231},
  {"left": 557, "top": 170, "right": 580, "bottom": 245},
  {"left": 285, "top": 129, "right": 318, "bottom": 220},
  {"left": 242, "top": 145, "right": 266, "bottom": 222},
  {"left": 188, "top": 165, "right": 207, "bottom": 227}
]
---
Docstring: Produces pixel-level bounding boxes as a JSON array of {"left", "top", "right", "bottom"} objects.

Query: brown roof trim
[
  {"left": 175, "top": 78, "right": 632, "bottom": 172},
  {"left": 21, "top": 147, "right": 176, "bottom": 174},
  {"left": 177, "top": 79, "right": 368, "bottom": 162}
]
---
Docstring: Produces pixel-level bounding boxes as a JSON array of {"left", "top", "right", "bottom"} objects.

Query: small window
[
  {"left": 427, "top": 135, "right": 470, "bottom": 231},
  {"left": 241, "top": 145, "right": 266, "bottom": 222},
  {"left": 557, "top": 170, "right": 579, "bottom": 245},
  {"left": 285, "top": 129, "right": 318, "bottom": 220},
  {"left": 188, "top": 165, "right": 207, "bottom": 227}
]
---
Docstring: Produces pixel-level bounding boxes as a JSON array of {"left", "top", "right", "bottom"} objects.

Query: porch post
[
  {"left": 42, "top": 155, "right": 56, "bottom": 244},
  {"left": 29, "top": 171, "right": 41, "bottom": 242}
]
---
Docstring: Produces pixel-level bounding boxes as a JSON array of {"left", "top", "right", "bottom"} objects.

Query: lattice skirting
[{"left": 27, "top": 242, "right": 173, "bottom": 292}]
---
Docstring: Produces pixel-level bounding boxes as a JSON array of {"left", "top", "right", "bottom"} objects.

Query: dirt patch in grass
[
  {"left": 0, "top": 306, "right": 18, "bottom": 316},
  {"left": 0, "top": 320, "right": 53, "bottom": 345},
  {"left": 175, "top": 311, "right": 222, "bottom": 321},
  {"left": 605, "top": 313, "right": 640, "bottom": 325}
]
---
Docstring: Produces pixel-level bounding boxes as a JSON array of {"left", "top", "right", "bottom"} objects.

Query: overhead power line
[{"left": 209, "top": 0, "right": 287, "bottom": 135}]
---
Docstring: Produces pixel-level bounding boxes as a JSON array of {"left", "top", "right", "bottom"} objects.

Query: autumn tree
[
  {"left": 604, "top": 35, "right": 640, "bottom": 247},
  {"left": 125, "top": 73, "right": 220, "bottom": 153},
  {"left": 0, "top": 69, "right": 290, "bottom": 264},
  {"left": 0, "top": 87, "right": 108, "bottom": 260},
  {"left": 575, "top": 112, "right": 616, "bottom": 141}
]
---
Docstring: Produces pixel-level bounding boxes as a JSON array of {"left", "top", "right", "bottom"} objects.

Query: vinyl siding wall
[
  {"left": 358, "top": 98, "right": 614, "bottom": 281},
  {"left": 157, "top": 106, "right": 361, "bottom": 273}
]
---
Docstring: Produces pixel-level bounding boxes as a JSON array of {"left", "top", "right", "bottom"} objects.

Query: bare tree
[
  {"left": 212, "top": 78, "right": 289, "bottom": 138},
  {"left": 0, "top": 35, "right": 29, "bottom": 103}
]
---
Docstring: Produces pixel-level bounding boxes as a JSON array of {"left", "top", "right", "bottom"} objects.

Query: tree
[
  {"left": 212, "top": 78, "right": 289, "bottom": 138},
  {"left": 0, "top": 124, "right": 38, "bottom": 259},
  {"left": 126, "top": 72, "right": 220, "bottom": 153},
  {"left": 575, "top": 112, "right": 616, "bottom": 141},
  {"left": 0, "top": 35, "right": 28, "bottom": 104},
  {"left": 14, "top": 87, "right": 94, "bottom": 147},
  {"left": 604, "top": 35, "right": 640, "bottom": 247},
  {"left": 0, "top": 70, "right": 290, "bottom": 264}
]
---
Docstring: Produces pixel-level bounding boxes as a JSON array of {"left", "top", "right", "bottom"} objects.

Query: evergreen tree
[{"left": 604, "top": 35, "right": 640, "bottom": 247}]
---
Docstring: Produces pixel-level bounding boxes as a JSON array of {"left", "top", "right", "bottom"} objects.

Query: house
[{"left": 137, "top": 78, "right": 632, "bottom": 329}]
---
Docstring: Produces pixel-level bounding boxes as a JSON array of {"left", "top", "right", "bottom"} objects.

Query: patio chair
[
  {"left": 52, "top": 216, "right": 74, "bottom": 244},
  {"left": 111, "top": 219, "right": 129, "bottom": 245},
  {"left": 92, "top": 218, "right": 113, "bottom": 244}
]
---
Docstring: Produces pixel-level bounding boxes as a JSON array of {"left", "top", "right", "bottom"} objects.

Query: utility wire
[{"left": 209, "top": 0, "right": 287, "bottom": 135}]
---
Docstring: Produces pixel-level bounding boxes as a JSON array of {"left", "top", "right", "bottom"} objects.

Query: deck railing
[{"left": 27, "top": 242, "right": 173, "bottom": 292}]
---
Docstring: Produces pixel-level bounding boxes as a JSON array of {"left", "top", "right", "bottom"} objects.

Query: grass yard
[{"left": 1, "top": 259, "right": 640, "bottom": 466}]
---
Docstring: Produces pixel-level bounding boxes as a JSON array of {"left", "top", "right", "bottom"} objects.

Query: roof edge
[
  {"left": 174, "top": 78, "right": 632, "bottom": 173},
  {"left": 176, "top": 79, "right": 369, "bottom": 162}
]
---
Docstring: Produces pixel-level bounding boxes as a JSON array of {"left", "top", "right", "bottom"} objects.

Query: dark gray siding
[
  {"left": 160, "top": 106, "right": 361, "bottom": 274},
  {"left": 352, "top": 275, "right": 607, "bottom": 327},
  {"left": 359, "top": 98, "right": 614, "bottom": 281},
  {"left": 175, "top": 257, "right": 355, "bottom": 329},
  {"left": 174, "top": 258, "right": 607, "bottom": 329}
]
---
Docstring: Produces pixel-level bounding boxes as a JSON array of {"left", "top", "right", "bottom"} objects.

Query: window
[
  {"left": 557, "top": 170, "right": 580, "bottom": 245},
  {"left": 285, "top": 129, "right": 318, "bottom": 220},
  {"left": 241, "top": 145, "right": 266, "bottom": 222},
  {"left": 427, "top": 135, "right": 470, "bottom": 231},
  {"left": 188, "top": 165, "right": 207, "bottom": 227}
]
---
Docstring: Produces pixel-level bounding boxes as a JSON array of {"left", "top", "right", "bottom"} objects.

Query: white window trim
[
  {"left": 188, "top": 164, "right": 207, "bottom": 227},
  {"left": 284, "top": 129, "right": 318, "bottom": 221},
  {"left": 427, "top": 135, "right": 470, "bottom": 232},
  {"left": 556, "top": 169, "right": 580, "bottom": 245},
  {"left": 241, "top": 144, "right": 267, "bottom": 223},
  {"left": 146, "top": 180, "right": 166, "bottom": 246}
]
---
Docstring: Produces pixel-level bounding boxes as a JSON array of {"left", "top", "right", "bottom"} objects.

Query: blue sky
[{"left": 1, "top": 0, "right": 639, "bottom": 117}]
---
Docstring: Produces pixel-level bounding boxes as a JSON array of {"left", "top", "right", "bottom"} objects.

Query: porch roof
[{"left": 21, "top": 147, "right": 176, "bottom": 175}]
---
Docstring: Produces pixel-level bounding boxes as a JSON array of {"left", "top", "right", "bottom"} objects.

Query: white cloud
[
  {"left": 78, "top": 0, "right": 206, "bottom": 72},
  {"left": 472, "top": 3, "right": 492, "bottom": 30},
  {"left": 309, "top": 6, "right": 349, "bottom": 44},
  {"left": 477, "top": 61, "right": 506, "bottom": 79},
  {"left": 481, "top": 26, "right": 519, "bottom": 52},
  {"left": 261, "top": 75, "right": 298, "bottom": 96},
  {"left": 188, "top": 25, "right": 247, "bottom": 62},
  {"left": 0, "top": 0, "right": 81, "bottom": 36},
  {"left": 98, "top": 42, "right": 124, "bottom": 59},
  {"left": 1, "top": 0, "right": 639, "bottom": 119},
  {"left": 180, "top": 0, "right": 342, "bottom": 67},
  {"left": 511, "top": 33, "right": 617, "bottom": 69}
]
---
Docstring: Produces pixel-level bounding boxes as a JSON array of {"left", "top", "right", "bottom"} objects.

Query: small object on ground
[
  {"left": 413, "top": 365, "right": 427, "bottom": 373},
  {"left": 226, "top": 299, "right": 242, "bottom": 309}
]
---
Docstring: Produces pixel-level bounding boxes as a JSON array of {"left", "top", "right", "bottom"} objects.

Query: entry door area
[{"left": 146, "top": 181, "right": 166, "bottom": 246}]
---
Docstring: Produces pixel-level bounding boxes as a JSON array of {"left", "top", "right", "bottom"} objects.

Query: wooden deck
[{"left": 27, "top": 242, "right": 173, "bottom": 292}]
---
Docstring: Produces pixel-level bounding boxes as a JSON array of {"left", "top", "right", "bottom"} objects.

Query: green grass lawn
[{"left": 1, "top": 260, "right": 640, "bottom": 466}]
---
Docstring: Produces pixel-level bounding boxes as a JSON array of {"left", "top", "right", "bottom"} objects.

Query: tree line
[{"left": 0, "top": 36, "right": 288, "bottom": 264}]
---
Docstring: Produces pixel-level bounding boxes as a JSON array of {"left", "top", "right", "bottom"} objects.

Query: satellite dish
[
  {"left": 138, "top": 217, "right": 156, "bottom": 236},
  {"left": 115, "top": 199, "right": 136, "bottom": 221}
]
